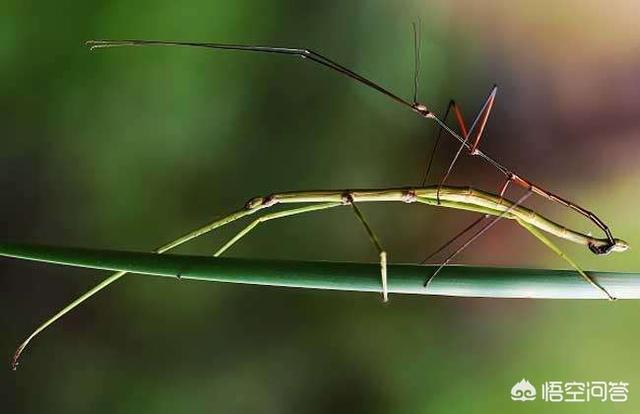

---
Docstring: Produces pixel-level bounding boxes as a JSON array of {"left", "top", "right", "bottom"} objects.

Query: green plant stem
[{"left": 2, "top": 242, "right": 638, "bottom": 300}]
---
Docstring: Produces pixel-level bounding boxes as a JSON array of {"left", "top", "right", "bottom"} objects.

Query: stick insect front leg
[
  {"left": 11, "top": 201, "right": 273, "bottom": 369},
  {"left": 516, "top": 219, "right": 615, "bottom": 300}
]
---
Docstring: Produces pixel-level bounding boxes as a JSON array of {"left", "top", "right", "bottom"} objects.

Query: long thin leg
[
  {"left": 435, "top": 101, "right": 469, "bottom": 203},
  {"left": 422, "top": 177, "right": 512, "bottom": 264},
  {"left": 469, "top": 85, "right": 497, "bottom": 155},
  {"left": 432, "top": 86, "right": 616, "bottom": 252},
  {"left": 421, "top": 100, "right": 467, "bottom": 186},
  {"left": 214, "top": 201, "right": 391, "bottom": 300},
  {"left": 86, "top": 39, "right": 618, "bottom": 248},
  {"left": 437, "top": 86, "right": 498, "bottom": 198},
  {"left": 12, "top": 200, "right": 276, "bottom": 369},
  {"left": 516, "top": 219, "right": 615, "bottom": 300},
  {"left": 424, "top": 191, "right": 532, "bottom": 288},
  {"left": 213, "top": 203, "right": 342, "bottom": 257},
  {"left": 421, "top": 215, "right": 487, "bottom": 264},
  {"left": 346, "top": 196, "right": 389, "bottom": 302}
]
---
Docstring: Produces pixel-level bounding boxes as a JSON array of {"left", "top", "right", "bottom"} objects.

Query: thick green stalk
[{"left": 2, "top": 242, "right": 638, "bottom": 300}]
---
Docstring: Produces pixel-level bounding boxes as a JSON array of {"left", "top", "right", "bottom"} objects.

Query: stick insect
[{"left": 10, "top": 36, "right": 628, "bottom": 369}]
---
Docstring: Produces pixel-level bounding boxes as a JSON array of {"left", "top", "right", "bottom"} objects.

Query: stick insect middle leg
[
  {"left": 213, "top": 202, "right": 342, "bottom": 257},
  {"left": 214, "top": 197, "right": 389, "bottom": 301},
  {"left": 344, "top": 195, "right": 389, "bottom": 302}
]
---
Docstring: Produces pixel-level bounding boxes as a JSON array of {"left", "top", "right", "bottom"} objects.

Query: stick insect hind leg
[
  {"left": 11, "top": 199, "right": 280, "bottom": 369},
  {"left": 12, "top": 195, "right": 394, "bottom": 368}
]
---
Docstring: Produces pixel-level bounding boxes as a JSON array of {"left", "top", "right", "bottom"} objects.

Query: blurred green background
[{"left": 2, "top": 0, "right": 640, "bottom": 412}]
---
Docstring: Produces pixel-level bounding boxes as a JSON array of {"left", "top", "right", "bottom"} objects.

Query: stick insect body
[
  {"left": 10, "top": 38, "right": 629, "bottom": 369},
  {"left": 86, "top": 39, "right": 619, "bottom": 255}
]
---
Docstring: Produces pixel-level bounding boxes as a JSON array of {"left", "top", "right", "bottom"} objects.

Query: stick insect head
[
  {"left": 589, "top": 238, "right": 629, "bottom": 255},
  {"left": 612, "top": 238, "right": 630, "bottom": 252}
]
